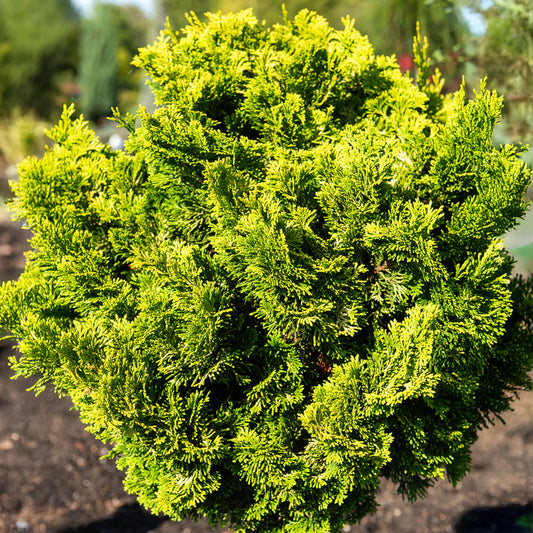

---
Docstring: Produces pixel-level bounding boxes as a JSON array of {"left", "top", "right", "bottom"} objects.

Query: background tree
[
  {"left": 356, "top": 0, "right": 471, "bottom": 91},
  {"left": 470, "top": 0, "right": 532, "bottom": 144},
  {"left": 79, "top": 2, "right": 120, "bottom": 122},
  {"left": 109, "top": 4, "right": 150, "bottom": 115},
  {"left": 0, "top": 0, "right": 79, "bottom": 119},
  {"left": 363, "top": 0, "right": 469, "bottom": 55}
]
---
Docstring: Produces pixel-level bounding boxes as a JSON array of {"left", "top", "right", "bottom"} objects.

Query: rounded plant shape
[{"left": 1, "top": 10, "right": 532, "bottom": 533}]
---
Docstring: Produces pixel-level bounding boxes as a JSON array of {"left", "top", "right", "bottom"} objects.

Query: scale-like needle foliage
[{"left": 1, "top": 10, "right": 532, "bottom": 533}]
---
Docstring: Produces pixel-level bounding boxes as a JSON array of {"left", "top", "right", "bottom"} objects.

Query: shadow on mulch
[
  {"left": 455, "top": 502, "right": 533, "bottom": 533},
  {"left": 54, "top": 502, "right": 533, "bottom": 533},
  {"left": 55, "top": 502, "right": 533, "bottom": 533},
  {"left": 58, "top": 503, "right": 167, "bottom": 533}
]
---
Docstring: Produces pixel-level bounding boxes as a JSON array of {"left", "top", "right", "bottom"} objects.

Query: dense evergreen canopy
[{"left": 1, "top": 10, "right": 532, "bottom": 533}]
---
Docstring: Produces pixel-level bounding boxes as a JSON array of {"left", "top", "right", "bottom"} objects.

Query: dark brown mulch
[{"left": 0, "top": 217, "right": 532, "bottom": 533}]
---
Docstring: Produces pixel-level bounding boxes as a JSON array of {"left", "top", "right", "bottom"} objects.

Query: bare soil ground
[{"left": 0, "top": 217, "right": 532, "bottom": 533}]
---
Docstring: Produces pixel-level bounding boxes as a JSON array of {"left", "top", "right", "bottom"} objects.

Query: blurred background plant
[
  {"left": 80, "top": 2, "right": 148, "bottom": 121},
  {"left": 0, "top": 111, "right": 49, "bottom": 168},
  {"left": 466, "top": 0, "right": 532, "bottom": 144},
  {"left": 0, "top": 111, "right": 50, "bottom": 214},
  {"left": 0, "top": 0, "right": 531, "bottom": 263},
  {"left": 0, "top": 0, "right": 79, "bottom": 120}
]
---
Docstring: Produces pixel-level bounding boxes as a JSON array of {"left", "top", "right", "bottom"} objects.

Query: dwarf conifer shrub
[{"left": 1, "top": 9, "right": 532, "bottom": 533}]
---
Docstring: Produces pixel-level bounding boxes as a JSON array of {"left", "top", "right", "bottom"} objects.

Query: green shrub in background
[
  {"left": 0, "top": 111, "right": 49, "bottom": 166},
  {"left": 1, "top": 10, "right": 532, "bottom": 533}
]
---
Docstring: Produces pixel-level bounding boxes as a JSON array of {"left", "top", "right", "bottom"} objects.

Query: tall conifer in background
[
  {"left": 477, "top": 0, "right": 532, "bottom": 140},
  {"left": 79, "top": 2, "right": 119, "bottom": 121}
]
